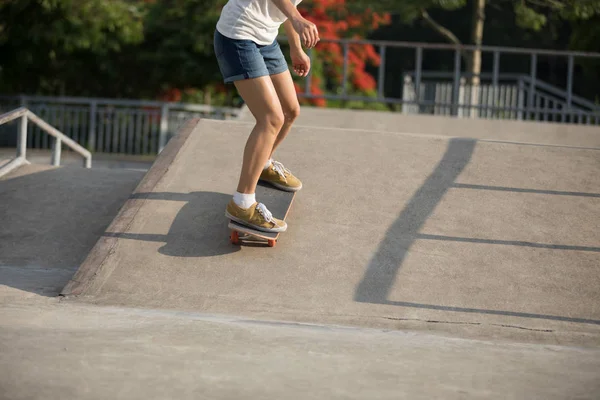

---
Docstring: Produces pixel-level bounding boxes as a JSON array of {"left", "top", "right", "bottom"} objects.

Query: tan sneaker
[
  {"left": 259, "top": 160, "right": 302, "bottom": 192},
  {"left": 225, "top": 200, "right": 287, "bottom": 233}
]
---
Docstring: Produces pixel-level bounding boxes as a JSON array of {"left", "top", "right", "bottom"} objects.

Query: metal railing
[
  {"left": 0, "top": 107, "right": 91, "bottom": 177},
  {"left": 288, "top": 37, "right": 600, "bottom": 124},
  {"left": 400, "top": 72, "right": 600, "bottom": 123},
  {"left": 0, "top": 96, "right": 242, "bottom": 155}
]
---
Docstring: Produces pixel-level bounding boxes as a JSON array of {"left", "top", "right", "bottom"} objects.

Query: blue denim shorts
[{"left": 213, "top": 30, "right": 289, "bottom": 83}]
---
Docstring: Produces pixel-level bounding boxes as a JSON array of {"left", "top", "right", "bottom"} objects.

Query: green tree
[
  {"left": 0, "top": 0, "right": 144, "bottom": 95},
  {"left": 351, "top": 0, "right": 600, "bottom": 101},
  {"left": 140, "top": 0, "right": 227, "bottom": 102}
]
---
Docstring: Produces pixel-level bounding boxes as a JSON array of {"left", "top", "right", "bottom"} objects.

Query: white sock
[
  {"left": 233, "top": 191, "right": 256, "bottom": 209},
  {"left": 263, "top": 158, "right": 273, "bottom": 170}
]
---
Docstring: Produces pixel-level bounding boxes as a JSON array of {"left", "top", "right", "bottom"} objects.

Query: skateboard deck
[{"left": 228, "top": 181, "right": 295, "bottom": 247}]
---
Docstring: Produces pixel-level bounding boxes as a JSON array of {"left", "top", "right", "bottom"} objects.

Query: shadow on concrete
[
  {"left": 452, "top": 183, "right": 600, "bottom": 198},
  {"left": 417, "top": 234, "right": 600, "bottom": 252},
  {"left": 0, "top": 165, "right": 144, "bottom": 297},
  {"left": 354, "top": 138, "right": 477, "bottom": 304},
  {"left": 354, "top": 138, "right": 600, "bottom": 326},
  {"left": 104, "top": 191, "right": 239, "bottom": 257}
]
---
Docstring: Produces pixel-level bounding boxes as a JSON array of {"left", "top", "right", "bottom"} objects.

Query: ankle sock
[
  {"left": 264, "top": 158, "right": 273, "bottom": 170},
  {"left": 233, "top": 191, "right": 256, "bottom": 209}
]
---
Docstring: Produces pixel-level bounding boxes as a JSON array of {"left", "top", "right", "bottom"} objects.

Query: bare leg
[
  {"left": 234, "top": 76, "right": 284, "bottom": 194},
  {"left": 269, "top": 70, "right": 300, "bottom": 157}
]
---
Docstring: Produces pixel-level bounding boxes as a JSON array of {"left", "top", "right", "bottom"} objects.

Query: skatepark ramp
[{"left": 60, "top": 116, "right": 600, "bottom": 345}]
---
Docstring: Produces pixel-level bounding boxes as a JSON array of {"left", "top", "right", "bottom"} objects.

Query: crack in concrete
[
  {"left": 490, "top": 324, "right": 554, "bottom": 333},
  {"left": 381, "top": 316, "right": 554, "bottom": 332}
]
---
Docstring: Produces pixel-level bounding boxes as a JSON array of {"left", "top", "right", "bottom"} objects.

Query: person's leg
[
  {"left": 214, "top": 30, "right": 287, "bottom": 232},
  {"left": 225, "top": 76, "right": 288, "bottom": 233},
  {"left": 269, "top": 70, "right": 300, "bottom": 157},
  {"left": 255, "top": 69, "right": 303, "bottom": 192},
  {"left": 234, "top": 76, "right": 284, "bottom": 194}
]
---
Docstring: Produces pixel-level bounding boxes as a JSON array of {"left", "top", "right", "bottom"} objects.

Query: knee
[
  {"left": 259, "top": 110, "right": 285, "bottom": 133},
  {"left": 283, "top": 104, "right": 300, "bottom": 124}
]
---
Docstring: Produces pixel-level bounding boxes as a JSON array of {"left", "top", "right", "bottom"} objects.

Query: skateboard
[{"left": 228, "top": 181, "right": 295, "bottom": 247}]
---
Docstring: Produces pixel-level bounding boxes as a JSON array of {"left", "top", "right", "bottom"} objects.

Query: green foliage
[
  {"left": 0, "top": 0, "right": 144, "bottom": 94},
  {"left": 0, "top": 0, "right": 228, "bottom": 101},
  {"left": 1, "top": 0, "right": 599, "bottom": 106},
  {"left": 351, "top": 0, "right": 600, "bottom": 33},
  {"left": 141, "top": 0, "right": 226, "bottom": 93},
  {"left": 514, "top": 3, "right": 547, "bottom": 31}
]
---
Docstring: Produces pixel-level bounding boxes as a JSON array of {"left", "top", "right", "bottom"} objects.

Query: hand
[
  {"left": 291, "top": 15, "right": 319, "bottom": 48},
  {"left": 291, "top": 50, "right": 311, "bottom": 77}
]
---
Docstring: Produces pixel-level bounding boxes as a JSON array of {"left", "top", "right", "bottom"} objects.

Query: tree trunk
[{"left": 469, "top": 0, "right": 486, "bottom": 118}]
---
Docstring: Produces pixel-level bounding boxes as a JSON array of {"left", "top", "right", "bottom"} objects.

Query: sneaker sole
[
  {"left": 260, "top": 179, "right": 303, "bottom": 192},
  {"left": 225, "top": 212, "right": 287, "bottom": 233}
]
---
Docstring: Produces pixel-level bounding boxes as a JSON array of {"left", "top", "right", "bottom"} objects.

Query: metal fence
[
  {"left": 0, "top": 95, "right": 241, "bottom": 155},
  {"left": 401, "top": 72, "right": 600, "bottom": 124},
  {"left": 292, "top": 38, "right": 600, "bottom": 124},
  {"left": 2, "top": 40, "right": 599, "bottom": 156}
]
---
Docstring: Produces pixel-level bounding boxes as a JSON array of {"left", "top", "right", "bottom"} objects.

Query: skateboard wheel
[
  {"left": 230, "top": 231, "right": 240, "bottom": 245},
  {"left": 268, "top": 239, "right": 276, "bottom": 247}
]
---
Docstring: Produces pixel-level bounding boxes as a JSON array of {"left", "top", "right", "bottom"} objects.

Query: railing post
[
  {"left": 402, "top": 76, "right": 415, "bottom": 115},
  {"left": 452, "top": 48, "right": 462, "bottom": 117},
  {"left": 305, "top": 47, "right": 313, "bottom": 97},
  {"left": 528, "top": 53, "right": 537, "bottom": 120},
  {"left": 415, "top": 47, "right": 423, "bottom": 112},
  {"left": 89, "top": 101, "right": 97, "bottom": 152},
  {"left": 492, "top": 51, "right": 500, "bottom": 119},
  {"left": 342, "top": 42, "right": 349, "bottom": 97},
  {"left": 517, "top": 79, "right": 525, "bottom": 121},
  {"left": 158, "top": 104, "right": 169, "bottom": 153},
  {"left": 52, "top": 137, "right": 62, "bottom": 166},
  {"left": 458, "top": 77, "right": 467, "bottom": 118},
  {"left": 377, "top": 45, "right": 386, "bottom": 100},
  {"left": 17, "top": 114, "right": 28, "bottom": 158},
  {"left": 566, "top": 55, "right": 574, "bottom": 123}
]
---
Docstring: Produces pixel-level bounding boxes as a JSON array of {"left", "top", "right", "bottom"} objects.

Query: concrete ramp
[
  {"left": 0, "top": 164, "right": 144, "bottom": 301},
  {"left": 63, "top": 118, "right": 600, "bottom": 344}
]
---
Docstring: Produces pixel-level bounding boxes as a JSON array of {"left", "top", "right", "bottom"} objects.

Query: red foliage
[
  {"left": 297, "top": 0, "right": 390, "bottom": 106},
  {"left": 159, "top": 88, "right": 182, "bottom": 102}
]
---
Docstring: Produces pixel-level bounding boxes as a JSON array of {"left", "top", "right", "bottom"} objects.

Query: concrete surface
[
  {"left": 0, "top": 163, "right": 144, "bottom": 303},
  {"left": 3, "top": 111, "right": 600, "bottom": 399},
  {"left": 63, "top": 118, "right": 600, "bottom": 346},
  {"left": 239, "top": 106, "right": 600, "bottom": 148},
  {"left": 0, "top": 148, "right": 155, "bottom": 172},
  {"left": 1, "top": 298, "right": 599, "bottom": 400}
]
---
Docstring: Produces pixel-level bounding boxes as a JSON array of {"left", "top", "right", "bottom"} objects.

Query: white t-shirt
[{"left": 217, "top": 0, "right": 303, "bottom": 46}]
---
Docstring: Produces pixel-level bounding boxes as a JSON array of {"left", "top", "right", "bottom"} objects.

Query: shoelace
[
  {"left": 271, "top": 161, "right": 290, "bottom": 182},
  {"left": 256, "top": 203, "right": 274, "bottom": 223}
]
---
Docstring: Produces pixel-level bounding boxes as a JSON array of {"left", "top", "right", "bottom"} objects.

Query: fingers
[
  {"left": 293, "top": 17, "right": 320, "bottom": 48},
  {"left": 308, "top": 25, "right": 319, "bottom": 48},
  {"left": 302, "top": 31, "right": 310, "bottom": 48},
  {"left": 303, "top": 24, "right": 319, "bottom": 48},
  {"left": 293, "top": 64, "right": 309, "bottom": 77}
]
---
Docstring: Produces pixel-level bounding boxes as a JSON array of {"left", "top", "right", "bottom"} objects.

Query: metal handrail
[
  {"left": 518, "top": 76, "right": 600, "bottom": 110},
  {"left": 304, "top": 37, "right": 600, "bottom": 58},
  {"left": 0, "top": 107, "right": 91, "bottom": 177},
  {"left": 0, "top": 94, "right": 241, "bottom": 115},
  {"left": 404, "top": 71, "right": 599, "bottom": 111}
]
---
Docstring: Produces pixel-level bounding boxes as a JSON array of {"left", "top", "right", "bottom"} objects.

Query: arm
[
  {"left": 270, "top": 0, "right": 319, "bottom": 48},
  {"left": 269, "top": 0, "right": 302, "bottom": 20},
  {"left": 283, "top": 19, "right": 311, "bottom": 77},
  {"left": 283, "top": 19, "right": 302, "bottom": 53}
]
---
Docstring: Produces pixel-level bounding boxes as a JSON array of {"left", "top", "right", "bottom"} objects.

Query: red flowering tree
[{"left": 296, "top": 0, "right": 390, "bottom": 107}]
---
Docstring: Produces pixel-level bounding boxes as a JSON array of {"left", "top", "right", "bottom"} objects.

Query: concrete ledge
[
  {"left": 0, "top": 156, "right": 30, "bottom": 179},
  {"left": 60, "top": 118, "right": 201, "bottom": 297}
]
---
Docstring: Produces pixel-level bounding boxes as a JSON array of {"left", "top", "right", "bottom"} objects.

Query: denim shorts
[{"left": 213, "top": 30, "right": 289, "bottom": 83}]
